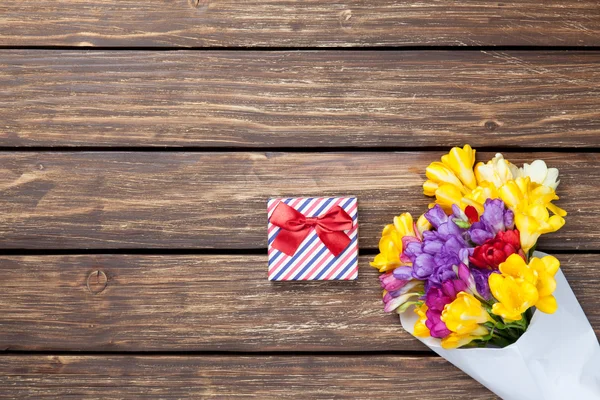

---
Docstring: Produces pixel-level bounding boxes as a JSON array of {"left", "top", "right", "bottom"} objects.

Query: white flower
[
  {"left": 474, "top": 153, "right": 519, "bottom": 187},
  {"left": 520, "top": 160, "right": 560, "bottom": 190}
]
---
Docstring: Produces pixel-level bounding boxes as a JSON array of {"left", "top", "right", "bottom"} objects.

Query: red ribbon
[{"left": 269, "top": 202, "right": 353, "bottom": 257}]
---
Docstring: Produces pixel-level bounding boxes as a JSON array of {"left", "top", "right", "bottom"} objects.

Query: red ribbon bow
[{"left": 269, "top": 202, "right": 353, "bottom": 257}]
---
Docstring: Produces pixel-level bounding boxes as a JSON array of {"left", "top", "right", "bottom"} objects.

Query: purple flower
[
  {"left": 442, "top": 279, "right": 467, "bottom": 299},
  {"left": 455, "top": 262, "right": 493, "bottom": 301},
  {"left": 469, "top": 199, "right": 514, "bottom": 245},
  {"left": 424, "top": 280, "right": 465, "bottom": 339},
  {"left": 471, "top": 268, "right": 493, "bottom": 301},
  {"left": 426, "top": 286, "right": 452, "bottom": 312},
  {"left": 382, "top": 280, "right": 423, "bottom": 313},
  {"left": 426, "top": 309, "right": 452, "bottom": 338},
  {"left": 379, "top": 271, "right": 408, "bottom": 292},
  {"left": 392, "top": 266, "right": 413, "bottom": 281},
  {"left": 424, "top": 205, "right": 448, "bottom": 229},
  {"left": 403, "top": 205, "right": 471, "bottom": 287}
]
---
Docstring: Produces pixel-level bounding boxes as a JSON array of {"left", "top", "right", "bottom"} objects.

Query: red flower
[{"left": 469, "top": 229, "right": 526, "bottom": 270}]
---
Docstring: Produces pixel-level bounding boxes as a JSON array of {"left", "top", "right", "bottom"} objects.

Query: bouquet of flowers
[{"left": 371, "top": 146, "right": 600, "bottom": 399}]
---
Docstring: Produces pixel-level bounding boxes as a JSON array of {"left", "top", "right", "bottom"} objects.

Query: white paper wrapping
[{"left": 400, "top": 252, "right": 600, "bottom": 400}]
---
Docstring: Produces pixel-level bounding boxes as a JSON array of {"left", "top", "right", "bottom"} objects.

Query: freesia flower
[
  {"left": 413, "top": 303, "right": 430, "bottom": 338},
  {"left": 403, "top": 205, "right": 471, "bottom": 287},
  {"left": 439, "top": 292, "right": 492, "bottom": 348},
  {"left": 488, "top": 274, "right": 537, "bottom": 322},
  {"left": 424, "top": 279, "right": 467, "bottom": 338},
  {"left": 441, "top": 327, "right": 490, "bottom": 349},
  {"left": 382, "top": 279, "right": 424, "bottom": 313},
  {"left": 499, "top": 177, "right": 566, "bottom": 253},
  {"left": 475, "top": 153, "right": 520, "bottom": 187},
  {"left": 528, "top": 256, "right": 560, "bottom": 313},
  {"left": 455, "top": 263, "right": 492, "bottom": 300},
  {"left": 488, "top": 254, "right": 559, "bottom": 321},
  {"left": 520, "top": 159, "right": 560, "bottom": 190},
  {"left": 461, "top": 181, "right": 501, "bottom": 215},
  {"left": 469, "top": 229, "right": 525, "bottom": 270},
  {"left": 441, "top": 292, "right": 494, "bottom": 335},
  {"left": 426, "top": 308, "right": 452, "bottom": 338},
  {"left": 423, "top": 145, "right": 478, "bottom": 213},
  {"left": 370, "top": 213, "right": 416, "bottom": 272},
  {"left": 379, "top": 271, "right": 408, "bottom": 292},
  {"left": 468, "top": 198, "right": 515, "bottom": 245},
  {"left": 372, "top": 146, "right": 568, "bottom": 350}
]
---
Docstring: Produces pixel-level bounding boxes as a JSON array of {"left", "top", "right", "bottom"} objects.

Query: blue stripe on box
[
  {"left": 312, "top": 234, "right": 358, "bottom": 280},
  {"left": 333, "top": 255, "right": 358, "bottom": 280},
  {"left": 288, "top": 198, "right": 354, "bottom": 281},
  {"left": 270, "top": 197, "right": 334, "bottom": 281}
]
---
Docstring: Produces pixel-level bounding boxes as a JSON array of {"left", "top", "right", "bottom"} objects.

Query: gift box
[{"left": 267, "top": 197, "right": 358, "bottom": 281}]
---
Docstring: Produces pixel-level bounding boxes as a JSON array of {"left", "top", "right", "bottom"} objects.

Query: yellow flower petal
[
  {"left": 499, "top": 254, "right": 537, "bottom": 284},
  {"left": 540, "top": 255, "right": 560, "bottom": 276},
  {"left": 441, "top": 326, "right": 488, "bottom": 349},
  {"left": 371, "top": 213, "right": 418, "bottom": 272},
  {"left": 416, "top": 214, "right": 432, "bottom": 235},
  {"left": 535, "top": 295, "right": 558, "bottom": 314},
  {"left": 442, "top": 145, "right": 477, "bottom": 190},
  {"left": 413, "top": 303, "right": 430, "bottom": 338},
  {"left": 426, "top": 162, "right": 465, "bottom": 191},
  {"left": 434, "top": 183, "right": 464, "bottom": 213},
  {"left": 441, "top": 292, "right": 492, "bottom": 335},
  {"left": 394, "top": 213, "right": 414, "bottom": 236},
  {"left": 547, "top": 202, "right": 567, "bottom": 217},
  {"left": 489, "top": 274, "right": 538, "bottom": 322},
  {"left": 423, "top": 180, "right": 439, "bottom": 196}
]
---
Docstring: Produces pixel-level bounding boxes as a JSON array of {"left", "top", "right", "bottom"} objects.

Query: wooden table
[{"left": 1, "top": 2, "right": 599, "bottom": 398}]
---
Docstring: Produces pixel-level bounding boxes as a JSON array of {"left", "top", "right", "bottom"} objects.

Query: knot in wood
[
  {"left": 485, "top": 120, "right": 499, "bottom": 131},
  {"left": 87, "top": 270, "right": 107, "bottom": 295}
]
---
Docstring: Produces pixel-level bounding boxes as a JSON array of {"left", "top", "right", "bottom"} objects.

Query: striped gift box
[{"left": 267, "top": 197, "right": 358, "bottom": 281}]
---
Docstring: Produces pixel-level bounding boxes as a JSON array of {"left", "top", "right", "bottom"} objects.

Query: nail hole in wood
[
  {"left": 188, "top": 0, "right": 209, "bottom": 8},
  {"left": 87, "top": 270, "right": 107, "bottom": 295}
]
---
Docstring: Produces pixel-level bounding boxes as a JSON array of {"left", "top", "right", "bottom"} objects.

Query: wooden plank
[
  {"left": 0, "top": 254, "right": 597, "bottom": 351},
  {"left": 2, "top": 51, "right": 600, "bottom": 148},
  {"left": 0, "top": 1, "right": 599, "bottom": 47},
  {"left": 0, "top": 355, "right": 498, "bottom": 399},
  {"left": 0, "top": 152, "right": 596, "bottom": 250}
]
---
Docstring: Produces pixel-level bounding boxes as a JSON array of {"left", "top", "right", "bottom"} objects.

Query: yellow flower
[
  {"left": 442, "top": 145, "right": 478, "bottom": 190},
  {"left": 529, "top": 256, "right": 560, "bottom": 313},
  {"left": 423, "top": 146, "right": 510, "bottom": 214},
  {"left": 489, "top": 274, "right": 538, "bottom": 321},
  {"left": 499, "top": 177, "right": 566, "bottom": 253},
  {"left": 461, "top": 181, "right": 501, "bottom": 214},
  {"left": 489, "top": 254, "right": 559, "bottom": 321},
  {"left": 370, "top": 213, "right": 415, "bottom": 272},
  {"left": 423, "top": 145, "right": 477, "bottom": 198},
  {"left": 441, "top": 292, "right": 493, "bottom": 335},
  {"left": 475, "top": 153, "right": 520, "bottom": 187},
  {"left": 413, "top": 303, "right": 430, "bottom": 338},
  {"left": 416, "top": 213, "right": 432, "bottom": 235},
  {"left": 441, "top": 327, "right": 489, "bottom": 349}
]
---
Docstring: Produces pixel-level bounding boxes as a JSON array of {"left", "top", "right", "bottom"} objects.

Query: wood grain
[
  {"left": 0, "top": 152, "right": 596, "bottom": 250},
  {"left": 0, "top": 254, "right": 597, "bottom": 352},
  {"left": 2, "top": 51, "right": 600, "bottom": 148},
  {"left": 1, "top": 1, "right": 599, "bottom": 47},
  {"left": 0, "top": 355, "right": 498, "bottom": 399}
]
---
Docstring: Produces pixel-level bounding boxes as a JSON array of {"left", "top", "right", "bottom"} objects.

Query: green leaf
[
  {"left": 454, "top": 219, "right": 471, "bottom": 229},
  {"left": 396, "top": 301, "right": 418, "bottom": 314}
]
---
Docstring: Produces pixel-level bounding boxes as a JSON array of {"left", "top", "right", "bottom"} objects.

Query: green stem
[{"left": 490, "top": 334, "right": 512, "bottom": 348}]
